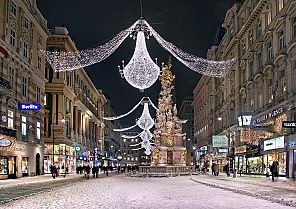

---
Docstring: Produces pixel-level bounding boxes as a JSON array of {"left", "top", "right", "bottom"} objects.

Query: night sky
[{"left": 37, "top": 0, "right": 234, "bottom": 124}]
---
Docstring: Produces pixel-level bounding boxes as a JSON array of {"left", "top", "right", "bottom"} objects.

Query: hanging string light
[
  {"left": 44, "top": 18, "right": 234, "bottom": 89},
  {"left": 44, "top": 21, "right": 139, "bottom": 72}
]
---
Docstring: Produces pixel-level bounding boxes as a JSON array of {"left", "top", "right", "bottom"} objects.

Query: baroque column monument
[{"left": 151, "top": 61, "right": 187, "bottom": 166}]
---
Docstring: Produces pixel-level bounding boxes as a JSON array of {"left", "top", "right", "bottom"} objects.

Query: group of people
[{"left": 49, "top": 164, "right": 67, "bottom": 179}]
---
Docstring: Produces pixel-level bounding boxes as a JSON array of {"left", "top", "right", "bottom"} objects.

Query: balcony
[{"left": 0, "top": 77, "right": 12, "bottom": 98}]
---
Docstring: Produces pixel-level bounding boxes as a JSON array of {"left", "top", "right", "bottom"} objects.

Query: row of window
[
  {"left": 124, "top": 157, "right": 138, "bottom": 161},
  {"left": 123, "top": 138, "right": 139, "bottom": 143},
  {"left": 8, "top": 67, "right": 41, "bottom": 102},
  {"left": 7, "top": 110, "right": 41, "bottom": 140}
]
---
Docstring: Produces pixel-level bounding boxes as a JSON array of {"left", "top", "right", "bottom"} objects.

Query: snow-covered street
[{"left": 1, "top": 175, "right": 294, "bottom": 209}]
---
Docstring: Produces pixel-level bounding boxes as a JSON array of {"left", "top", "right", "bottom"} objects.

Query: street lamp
[{"left": 52, "top": 112, "right": 65, "bottom": 167}]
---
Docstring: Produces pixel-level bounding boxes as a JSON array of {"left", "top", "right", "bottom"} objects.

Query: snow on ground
[{"left": 1, "top": 175, "right": 293, "bottom": 209}]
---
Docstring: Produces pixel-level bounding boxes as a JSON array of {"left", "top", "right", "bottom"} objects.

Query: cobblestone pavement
[
  {"left": 191, "top": 174, "right": 296, "bottom": 207},
  {"left": 1, "top": 175, "right": 294, "bottom": 209}
]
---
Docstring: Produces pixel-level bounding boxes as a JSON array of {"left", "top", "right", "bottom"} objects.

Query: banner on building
[{"left": 212, "top": 135, "right": 228, "bottom": 147}]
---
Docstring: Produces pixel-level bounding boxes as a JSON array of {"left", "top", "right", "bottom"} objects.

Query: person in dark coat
[
  {"left": 85, "top": 165, "right": 91, "bottom": 179},
  {"left": 50, "top": 165, "right": 55, "bottom": 179},
  {"left": 270, "top": 161, "right": 278, "bottom": 182}
]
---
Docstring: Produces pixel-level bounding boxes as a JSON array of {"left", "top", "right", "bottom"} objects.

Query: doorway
[
  {"left": 36, "top": 153, "right": 40, "bottom": 175},
  {"left": 8, "top": 156, "right": 16, "bottom": 179}
]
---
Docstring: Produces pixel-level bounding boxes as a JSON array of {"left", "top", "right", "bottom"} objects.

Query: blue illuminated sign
[{"left": 19, "top": 104, "right": 40, "bottom": 110}]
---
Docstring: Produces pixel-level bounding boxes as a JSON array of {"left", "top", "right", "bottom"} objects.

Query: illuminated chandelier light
[
  {"left": 44, "top": 21, "right": 139, "bottom": 72},
  {"left": 144, "top": 20, "right": 235, "bottom": 77},
  {"left": 119, "top": 31, "right": 160, "bottom": 90},
  {"left": 136, "top": 102, "right": 155, "bottom": 130}
]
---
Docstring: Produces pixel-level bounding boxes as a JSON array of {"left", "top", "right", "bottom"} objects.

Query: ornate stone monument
[{"left": 151, "top": 60, "right": 187, "bottom": 166}]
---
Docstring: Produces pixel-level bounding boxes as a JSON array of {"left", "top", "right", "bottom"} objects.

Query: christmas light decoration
[
  {"left": 44, "top": 21, "right": 139, "bottom": 72},
  {"left": 113, "top": 124, "right": 138, "bottom": 132},
  {"left": 144, "top": 20, "right": 235, "bottom": 78},
  {"left": 136, "top": 103, "right": 154, "bottom": 130},
  {"left": 118, "top": 31, "right": 160, "bottom": 90},
  {"left": 103, "top": 97, "right": 144, "bottom": 121},
  {"left": 44, "top": 19, "right": 234, "bottom": 90}
]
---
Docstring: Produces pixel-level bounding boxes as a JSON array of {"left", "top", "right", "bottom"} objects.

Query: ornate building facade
[
  {"left": 178, "top": 97, "right": 194, "bottom": 165},
  {"left": 43, "top": 27, "right": 106, "bottom": 173},
  {"left": 194, "top": 0, "right": 296, "bottom": 177},
  {"left": 0, "top": 0, "right": 48, "bottom": 179}
]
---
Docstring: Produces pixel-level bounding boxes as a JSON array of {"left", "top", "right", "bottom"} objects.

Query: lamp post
[{"left": 52, "top": 112, "right": 65, "bottom": 167}]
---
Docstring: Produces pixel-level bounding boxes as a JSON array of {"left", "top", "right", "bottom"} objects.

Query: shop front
[
  {"left": 234, "top": 145, "right": 247, "bottom": 173},
  {"left": 262, "top": 136, "right": 287, "bottom": 177},
  {"left": 44, "top": 144, "right": 76, "bottom": 174}
]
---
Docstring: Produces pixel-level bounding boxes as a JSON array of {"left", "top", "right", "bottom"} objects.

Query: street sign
[{"left": 19, "top": 104, "right": 40, "bottom": 110}]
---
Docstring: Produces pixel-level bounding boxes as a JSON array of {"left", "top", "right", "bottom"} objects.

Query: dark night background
[{"left": 37, "top": 0, "right": 234, "bottom": 124}]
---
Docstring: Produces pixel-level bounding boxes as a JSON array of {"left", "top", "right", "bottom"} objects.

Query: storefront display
[
  {"left": 22, "top": 157, "right": 29, "bottom": 176},
  {"left": 264, "top": 152, "right": 286, "bottom": 176},
  {"left": 247, "top": 156, "right": 265, "bottom": 174},
  {"left": 8, "top": 156, "right": 16, "bottom": 178},
  {"left": 0, "top": 157, "right": 8, "bottom": 174}
]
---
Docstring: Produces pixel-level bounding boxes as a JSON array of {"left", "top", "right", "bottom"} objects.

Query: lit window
[
  {"left": 278, "top": 0, "right": 284, "bottom": 11},
  {"left": 24, "top": 17, "right": 29, "bottom": 29},
  {"left": 11, "top": 2, "right": 17, "bottom": 16},
  {"left": 44, "top": 94, "right": 47, "bottom": 106},
  {"left": 22, "top": 116, "right": 27, "bottom": 135},
  {"left": 22, "top": 77, "right": 27, "bottom": 97},
  {"left": 36, "top": 122, "right": 41, "bottom": 140},
  {"left": 10, "top": 29, "right": 16, "bottom": 47},
  {"left": 280, "top": 70, "right": 286, "bottom": 95},
  {"left": 278, "top": 30, "right": 285, "bottom": 49},
  {"left": 248, "top": 30, "right": 253, "bottom": 46},
  {"left": 123, "top": 138, "right": 126, "bottom": 142},
  {"left": 267, "top": 7, "right": 272, "bottom": 25},
  {"left": 8, "top": 110, "right": 14, "bottom": 129}
]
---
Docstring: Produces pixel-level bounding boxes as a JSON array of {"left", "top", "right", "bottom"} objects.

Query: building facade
[
  {"left": 0, "top": 0, "right": 48, "bottom": 179},
  {"left": 194, "top": 0, "right": 296, "bottom": 177},
  {"left": 121, "top": 130, "right": 141, "bottom": 166},
  {"left": 43, "top": 27, "right": 106, "bottom": 173},
  {"left": 178, "top": 97, "right": 194, "bottom": 165},
  {"left": 103, "top": 98, "right": 122, "bottom": 167}
]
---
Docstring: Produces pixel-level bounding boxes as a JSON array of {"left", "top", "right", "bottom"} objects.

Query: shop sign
[
  {"left": 264, "top": 136, "right": 285, "bottom": 151},
  {"left": 251, "top": 124, "right": 268, "bottom": 130},
  {"left": 75, "top": 147, "right": 81, "bottom": 152},
  {"left": 234, "top": 146, "right": 247, "bottom": 154},
  {"left": 18, "top": 103, "right": 40, "bottom": 110},
  {"left": 282, "top": 121, "right": 296, "bottom": 128},
  {"left": 0, "top": 138, "right": 12, "bottom": 147},
  {"left": 212, "top": 135, "right": 228, "bottom": 147},
  {"left": 253, "top": 107, "right": 284, "bottom": 124},
  {"left": 238, "top": 113, "right": 252, "bottom": 126},
  {"left": 218, "top": 148, "right": 228, "bottom": 153}
]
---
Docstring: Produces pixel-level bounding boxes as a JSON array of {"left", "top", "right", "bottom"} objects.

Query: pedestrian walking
[
  {"left": 270, "top": 161, "right": 278, "bottom": 182},
  {"left": 61, "top": 164, "right": 66, "bottom": 178},
  {"left": 85, "top": 164, "right": 91, "bottom": 179},
  {"left": 213, "top": 163, "right": 219, "bottom": 176},
  {"left": 211, "top": 163, "right": 216, "bottom": 175},
  {"left": 50, "top": 165, "right": 56, "bottom": 179}
]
